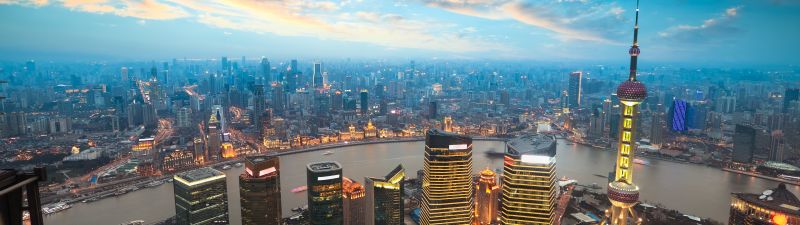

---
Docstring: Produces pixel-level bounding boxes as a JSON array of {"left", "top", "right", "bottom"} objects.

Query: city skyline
[
  {"left": 1, "top": 0, "right": 800, "bottom": 225},
  {"left": 1, "top": 0, "right": 799, "bottom": 65}
]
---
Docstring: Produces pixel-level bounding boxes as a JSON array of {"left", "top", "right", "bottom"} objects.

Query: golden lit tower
[
  {"left": 420, "top": 129, "right": 474, "bottom": 225},
  {"left": 475, "top": 168, "right": 500, "bottom": 225},
  {"left": 603, "top": 1, "right": 646, "bottom": 225}
]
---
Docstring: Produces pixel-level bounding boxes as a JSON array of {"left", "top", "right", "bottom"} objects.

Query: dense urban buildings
[
  {"left": 365, "top": 165, "right": 405, "bottom": 225},
  {"left": 500, "top": 134, "right": 557, "bottom": 225},
  {"left": 307, "top": 161, "right": 344, "bottom": 225},
  {"left": 420, "top": 129, "right": 474, "bottom": 225},
  {"left": 0, "top": 1, "right": 799, "bottom": 225},
  {"left": 173, "top": 167, "right": 229, "bottom": 225},
  {"left": 239, "top": 156, "right": 281, "bottom": 225}
]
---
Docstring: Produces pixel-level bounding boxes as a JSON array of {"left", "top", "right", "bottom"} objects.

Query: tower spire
[{"left": 628, "top": 0, "right": 641, "bottom": 81}]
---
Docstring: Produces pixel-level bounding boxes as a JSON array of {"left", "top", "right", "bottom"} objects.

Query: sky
[{"left": 0, "top": 0, "right": 798, "bottom": 65}]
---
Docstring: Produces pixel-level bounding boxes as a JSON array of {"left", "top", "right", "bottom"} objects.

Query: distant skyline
[{"left": 0, "top": 0, "right": 799, "bottom": 65}]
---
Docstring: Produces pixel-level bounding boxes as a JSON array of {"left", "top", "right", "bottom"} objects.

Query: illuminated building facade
[
  {"left": 476, "top": 168, "right": 500, "bottom": 225},
  {"left": 500, "top": 134, "right": 557, "bottom": 225},
  {"left": 308, "top": 161, "right": 344, "bottom": 225},
  {"left": 603, "top": 1, "right": 646, "bottom": 224},
  {"left": 173, "top": 167, "right": 229, "bottom": 225},
  {"left": 365, "top": 164, "right": 405, "bottom": 225},
  {"left": 239, "top": 156, "right": 281, "bottom": 225},
  {"left": 207, "top": 111, "right": 222, "bottom": 160},
  {"left": 442, "top": 116, "right": 454, "bottom": 132},
  {"left": 162, "top": 150, "right": 194, "bottom": 172},
  {"left": 420, "top": 129, "right": 474, "bottom": 225},
  {"left": 669, "top": 99, "right": 688, "bottom": 132},
  {"left": 343, "top": 177, "right": 366, "bottom": 225},
  {"left": 221, "top": 142, "right": 236, "bottom": 158},
  {"left": 193, "top": 137, "right": 205, "bottom": 164},
  {"left": 730, "top": 184, "right": 800, "bottom": 225}
]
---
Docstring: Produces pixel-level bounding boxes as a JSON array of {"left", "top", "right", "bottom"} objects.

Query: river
[{"left": 45, "top": 139, "right": 799, "bottom": 225}]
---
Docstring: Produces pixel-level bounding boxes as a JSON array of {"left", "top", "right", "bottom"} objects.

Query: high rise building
[
  {"left": 342, "top": 177, "right": 366, "bottom": 225},
  {"left": 365, "top": 165, "right": 405, "bottom": 225},
  {"left": 649, "top": 110, "right": 665, "bottom": 146},
  {"left": 770, "top": 130, "right": 785, "bottom": 162},
  {"left": 239, "top": 156, "right": 281, "bottom": 225},
  {"left": 733, "top": 124, "right": 757, "bottom": 163},
  {"left": 121, "top": 67, "right": 129, "bottom": 82},
  {"left": 603, "top": 2, "right": 646, "bottom": 224},
  {"left": 420, "top": 129, "right": 474, "bottom": 225},
  {"left": 331, "top": 90, "right": 344, "bottom": 111},
  {"left": 207, "top": 112, "right": 222, "bottom": 160},
  {"left": 716, "top": 95, "right": 736, "bottom": 113},
  {"left": 260, "top": 57, "right": 271, "bottom": 84},
  {"left": 668, "top": 99, "right": 689, "bottom": 132},
  {"left": 442, "top": 116, "right": 454, "bottom": 132},
  {"left": 173, "top": 167, "right": 229, "bottom": 225},
  {"left": 192, "top": 137, "right": 205, "bottom": 164},
  {"left": 360, "top": 90, "right": 369, "bottom": 116},
  {"left": 176, "top": 107, "right": 191, "bottom": 128},
  {"left": 730, "top": 183, "right": 800, "bottom": 225},
  {"left": 568, "top": 71, "right": 582, "bottom": 110},
  {"left": 784, "top": 88, "right": 799, "bottom": 112},
  {"left": 475, "top": 168, "right": 500, "bottom": 225},
  {"left": 500, "top": 134, "right": 557, "bottom": 225},
  {"left": 313, "top": 62, "right": 324, "bottom": 89},
  {"left": 308, "top": 161, "right": 344, "bottom": 225},
  {"left": 428, "top": 101, "right": 438, "bottom": 119},
  {"left": 252, "top": 84, "right": 266, "bottom": 135}
]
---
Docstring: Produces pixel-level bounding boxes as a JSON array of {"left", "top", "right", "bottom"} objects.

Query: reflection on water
[{"left": 47, "top": 140, "right": 798, "bottom": 225}]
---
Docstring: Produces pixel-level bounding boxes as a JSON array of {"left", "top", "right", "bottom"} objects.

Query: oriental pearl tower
[{"left": 602, "top": 0, "right": 646, "bottom": 225}]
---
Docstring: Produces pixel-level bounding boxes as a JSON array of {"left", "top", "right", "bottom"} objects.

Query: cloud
[
  {"left": 0, "top": 0, "right": 48, "bottom": 7},
  {"left": 3, "top": 0, "right": 510, "bottom": 54},
  {"left": 658, "top": 6, "right": 743, "bottom": 43},
  {"left": 421, "top": 0, "right": 629, "bottom": 43}
]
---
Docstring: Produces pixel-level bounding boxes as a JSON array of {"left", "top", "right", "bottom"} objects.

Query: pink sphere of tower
[{"left": 616, "top": 80, "right": 647, "bottom": 102}]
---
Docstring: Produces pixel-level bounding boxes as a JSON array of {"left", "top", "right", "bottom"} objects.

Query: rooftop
[
  {"left": 506, "top": 134, "right": 557, "bottom": 157},
  {"left": 734, "top": 183, "right": 800, "bottom": 216},
  {"left": 174, "top": 167, "right": 225, "bottom": 186},
  {"left": 307, "top": 161, "right": 342, "bottom": 172}
]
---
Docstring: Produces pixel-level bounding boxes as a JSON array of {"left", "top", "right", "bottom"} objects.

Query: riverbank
[{"left": 721, "top": 168, "right": 800, "bottom": 186}]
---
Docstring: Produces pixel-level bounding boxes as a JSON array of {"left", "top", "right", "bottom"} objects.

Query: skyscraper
[
  {"left": 173, "top": 167, "right": 229, "bottom": 225},
  {"left": 176, "top": 107, "right": 191, "bottom": 128},
  {"left": 770, "top": 130, "right": 786, "bottom": 162},
  {"left": 568, "top": 71, "right": 582, "bottom": 110},
  {"left": 360, "top": 89, "right": 369, "bottom": 116},
  {"left": 252, "top": 84, "right": 266, "bottom": 135},
  {"left": 784, "top": 88, "right": 799, "bottom": 112},
  {"left": 669, "top": 99, "right": 688, "bottom": 132},
  {"left": 342, "top": 177, "right": 366, "bottom": 225},
  {"left": 603, "top": 1, "right": 646, "bottom": 224},
  {"left": 260, "top": 57, "right": 271, "bottom": 84},
  {"left": 420, "top": 129, "right": 473, "bottom": 225},
  {"left": 475, "top": 168, "right": 500, "bottom": 225},
  {"left": 313, "top": 62, "right": 324, "bottom": 89},
  {"left": 733, "top": 124, "right": 756, "bottom": 163},
  {"left": 239, "top": 156, "right": 281, "bottom": 225},
  {"left": 308, "top": 161, "right": 344, "bottom": 225},
  {"left": 207, "top": 111, "right": 222, "bottom": 160},
  {"left": 428, "top": 101, "right": 437, "bottom": 119},
  {"left": 365, "top": 164, "right": 405, "bottom": 225},
  {"left": 500, "top": 134, "right": 557, "bottom": 225}
]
